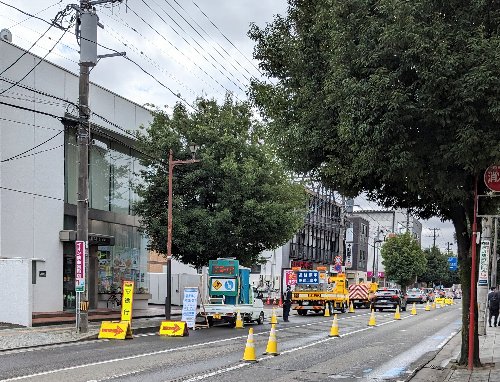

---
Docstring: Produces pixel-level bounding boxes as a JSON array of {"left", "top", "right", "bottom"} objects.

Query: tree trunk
[{"left": 451, "top": 205, "right": 482, "bottom": 367}]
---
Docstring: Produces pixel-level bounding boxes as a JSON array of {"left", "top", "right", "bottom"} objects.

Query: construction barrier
[
  {"left": 159, "top": 321, "right": 189, "bottom": 337},
  {"left": 98, "top": 280, "right": 134, "bottom": 340}
]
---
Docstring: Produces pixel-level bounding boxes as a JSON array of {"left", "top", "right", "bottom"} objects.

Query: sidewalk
[
  {"left": 0, "top": 306, "right": 282, "bottom": 351},
  {"left": 410, "top": 325, "right": 500, "bottom": 382}
]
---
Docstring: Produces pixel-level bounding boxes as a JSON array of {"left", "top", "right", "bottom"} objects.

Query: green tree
[
  {"left": 420, "top": 247, "right": 449, "bottom": 287},
  {"left": 248, "top": 0, "right": 500, "bottom": 365},
  {"left": 381, "top": 233, "right": 426, "bottom": 292},
  {"left": 134, "top": 97, "right": 307, "bottom": 269}
]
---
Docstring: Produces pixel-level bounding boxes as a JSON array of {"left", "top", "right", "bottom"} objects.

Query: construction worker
[{"left": 283, "top": 286, "right": 292, "bottom": 322}]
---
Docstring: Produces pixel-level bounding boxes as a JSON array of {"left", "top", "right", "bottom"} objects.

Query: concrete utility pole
[
  {"left": 428, "top": 228, "right": 440, "bottom": 248},
  {"left": 446, "top": 241, "right": 453, "bottom": 255},
  {"left": 75, "top": 0, "right": 124, "bottom": 333}
]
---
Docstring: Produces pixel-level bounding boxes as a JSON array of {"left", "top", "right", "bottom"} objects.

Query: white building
[{"left": 0, "top": 37, "right": 159, "bottom": 325}]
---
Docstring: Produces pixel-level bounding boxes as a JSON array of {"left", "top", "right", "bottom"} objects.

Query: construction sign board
[
  {"left": 98, "top": 321, "right": 133, "bottom": 340},
  {"left": 121, "top": 280, "right": 134, "bottom": 322},
  {"left": 159, "top": 321, "right": 189, "bottom": 337}
]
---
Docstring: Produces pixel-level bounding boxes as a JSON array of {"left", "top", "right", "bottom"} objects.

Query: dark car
[{"left": 371, "top": 288, "right": 407, "bottom": 311}]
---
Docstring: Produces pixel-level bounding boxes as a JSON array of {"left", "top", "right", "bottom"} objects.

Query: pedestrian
[
  {"left": 488, "top": 287, "right": 500, "bottom": 327},
  {"left": 283, "top": 285, "right": 292, "bottom": 322}
]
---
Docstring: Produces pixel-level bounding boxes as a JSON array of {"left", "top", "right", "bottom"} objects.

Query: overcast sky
[{"left": 1, "top": 0, "right": 456, "bottom": 253}]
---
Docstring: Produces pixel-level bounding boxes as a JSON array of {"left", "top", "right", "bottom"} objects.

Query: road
[{"left": 0, "top": 304, "right": 461, "bottom": 382}]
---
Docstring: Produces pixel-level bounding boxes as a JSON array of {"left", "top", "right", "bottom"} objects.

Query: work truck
[
  {"left": 292, "top": 272, "right": 349, "bottom": 315},
  {"left": 197, "top": 259, "right": 265, "bottom": 327},
  {"left": 348, "top": 282, "right": 378, "bottom": 308}
]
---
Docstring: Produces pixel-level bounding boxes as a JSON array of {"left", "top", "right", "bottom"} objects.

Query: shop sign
[
  {"left": 121, "top": 280, "right": 134, "bottom": 322},
  {"left": 75, "top": 241, "right": 85, "bottom": 292},
  {"left": 181, "top": 287, "right": 198, "bottom": 329},
  {"left": 291, "top": 260, "right": 313, "bottom": 270},
  {"left": 284, "top": 269, "right": 297, "bottom": 286},
  {"left": 478, "top": 240, "right": 491, "bottom": 286}
]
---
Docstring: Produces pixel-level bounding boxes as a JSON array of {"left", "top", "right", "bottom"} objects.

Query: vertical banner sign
[
  {"left": 478, "top": 240, "right": 491, "bottom": 286},
  {"left": 75, "top": 241, "right": 85, "bottom": 292},
  {"left": 121, "top": 280, "right": 134, "bottom": 322},
  {"left": 181, "top": 287, "right": 198, "bottom": 329},
  {"left": 284, "top": 269, "right": 297, "bottom": 286}
]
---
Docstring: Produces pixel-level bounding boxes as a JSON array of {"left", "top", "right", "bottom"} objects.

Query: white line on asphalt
[
  {"left": 0, "top": 311, "right": 418, "bottom": 381},
  {"left": 437, "top": 331, "right": 457, "bottom": 349},
  {"left": 0, "top": 339, "right": 110, "bottom": 355}
]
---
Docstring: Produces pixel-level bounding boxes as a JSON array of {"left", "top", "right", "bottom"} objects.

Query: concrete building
[
  {"left": 345, "top": 215, "right": 370, "bottom": 283},
  {"left": 0, "top": 37, "right": 159, "bottom": 325}
]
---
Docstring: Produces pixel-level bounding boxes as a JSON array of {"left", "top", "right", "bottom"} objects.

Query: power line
[
  {"left": 1, "top": 144, "right": 64, "bottom": 164},
  {"left": 169, "top": 0, "right": 255, "bottom": 79},
  {"left": 7, "top": 0, "right": 63, "bottom": 29},
  {"left": 141, "top": 0, "right": 245, "bottom": 92},
  {"left": 0, "top": 186, "right": 63, "bottom": 201},
  {"left": 191, "top": 0, "right": 263, "bottom": 75},
  {"left": 1, "top": 131, "right": 63, "bottom": 163},
  {"left": 125, "top": 3, "right": 237, "bottom": 99},
  {"left": 0, "top": 26, "right": 70, "bottom": 96},
  {"left": 0, "top": 100, "right": 62, "bottom": 120}
]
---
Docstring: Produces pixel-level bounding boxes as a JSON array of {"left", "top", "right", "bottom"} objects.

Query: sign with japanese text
[
  {"left": 478, "top": 240, "right": 491, "bottom": 286},
  {"left": 181, "top": 287, "right": 198, "bottom": 329},
  {"left": 448, "top": 257, "right": 458, "bottom": 271},
  {"left": 291, "top": 260, "right": 313, "bottom": 270},
  {"left": 284, "top": 269, "right": 297, "bottom": 286},
  {"left": 297, "top": 270, "right": 319, "bottom": 284},
  {"left": 345, "top": 244, "right": 352, "bottom": 268},
  {"left": 484, "top": 165, "right": 500, "bottom": 192},
  {"left": 75, "top": 241, "right": 85, "bottom": 292},
  {"left": 121, "top": 280, "right": 134, "bottom": 322}
]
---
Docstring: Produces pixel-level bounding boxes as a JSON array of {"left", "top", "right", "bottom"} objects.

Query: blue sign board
[
  {"left": 448, "top": 257, "right": 458, "bottom": 271},
  {"left": 297, "top": 270, "right": 320, "bottom": 284}
]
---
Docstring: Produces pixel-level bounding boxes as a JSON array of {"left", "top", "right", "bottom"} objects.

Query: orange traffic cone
[{"left": 242, "top": 328, "right": 257, "bottom": 362}]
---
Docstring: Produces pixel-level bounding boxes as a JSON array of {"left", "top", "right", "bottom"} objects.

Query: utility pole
[
  {"left": 428, "top": 228, "right": 440, "bottom": 248},
  {"left": 406, "top": 208, "right": 410, "bottom": 233},
  {"left": 492, "top": 218, "right": 498, "bottom": 288},
  {"left": 74, "top": 0, "right": 124, "bottom": 333},
  {"left": 446, "top": 241, "right": 453, "bottom": 255}
]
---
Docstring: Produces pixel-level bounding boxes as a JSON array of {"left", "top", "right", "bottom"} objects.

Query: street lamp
[
  {"left": 371, "top": 239, "right": 383, "bottom": 282},
  {"left": 165, "top": 144, "right": 200, "bottom": 320}
]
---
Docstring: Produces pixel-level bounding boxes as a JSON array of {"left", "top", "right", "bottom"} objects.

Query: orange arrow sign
[{"left": 161, "top": 323, "right": 181, "bottom": 333}]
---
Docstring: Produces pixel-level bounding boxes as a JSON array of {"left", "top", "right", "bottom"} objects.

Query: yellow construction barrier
[
  {"left": 159, "top": 321, "right": 189, "bottom": 337},
  {"left": 368, "top": 310, "right": 376, "bottom": 326},
  {"left": 242, "top": 328, "right": 257, "bottom": 362},
  {"left": 264, "top": 324, "right": 279, "bottom": 355},
  {"left": 329, "top": 314, "right": 340, "bottom": 337},
  {"left": 394, "top": 305, "right": 401, "bottom": 320}
]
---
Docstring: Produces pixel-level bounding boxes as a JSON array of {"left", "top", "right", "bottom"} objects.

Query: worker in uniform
[{"left": 283, "top": 285, "right": 292, "bottom": 322}]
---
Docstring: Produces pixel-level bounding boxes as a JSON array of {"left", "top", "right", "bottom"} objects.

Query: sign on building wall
[
  {"left": 478, "top": 240, "right": 491, "bottom": 286},
  {"left": 284, "top": 270, "right": 297, "bottom": 286},
  {"left": 75, "top": 241, "right": 85, "bottom": 292},
  {"left": 345, "top": 243, "right": 352, "bottom": 268}
]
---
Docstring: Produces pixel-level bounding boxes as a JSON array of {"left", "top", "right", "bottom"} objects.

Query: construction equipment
[
  {"left": 348, "top": 282, "right": 378, "bottom": 309},
  {"left": 292, "top": 274, "right": 349, "bottom": 316}
]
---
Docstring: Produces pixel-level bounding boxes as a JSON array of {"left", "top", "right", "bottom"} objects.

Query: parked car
[
  {"left": 406, "top": 289, "right": 428, "bottom": 304},
  {"left": 371, "top": 288, "right": 407, "bottom": 311}
]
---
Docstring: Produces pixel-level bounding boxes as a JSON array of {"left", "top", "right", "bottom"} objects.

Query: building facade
[
  {"left": 345, "top": 216, "right": 370, "bottom": 283},
  {"left": 0, "top": 39, "right": 153, "bottom": 320}
]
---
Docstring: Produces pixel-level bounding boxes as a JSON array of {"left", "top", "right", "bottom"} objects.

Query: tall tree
[
  {"left": 249, "top": 0, "right": 500, "bottom": 365},
  {"left": 134, "top": 97, "right": 307, "bottom": 269},
  {"left": 381, "top": 233, "right": 426, "bottom": 292},
  {"left": 420, "top": 247, "right": 449, "bottom": 287}
]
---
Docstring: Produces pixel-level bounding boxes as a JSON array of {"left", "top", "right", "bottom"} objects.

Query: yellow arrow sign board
[
  {"left": 121, "top": 280, "right": 134, "bottom": 322},
  {"left": 159, "top": 321, "right": 189, "bottom": 337},
  {"left": 98, "top": 321, "right": 133, "bottom": 340}
]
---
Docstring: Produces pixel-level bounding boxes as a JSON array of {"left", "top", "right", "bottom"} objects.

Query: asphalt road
[{"left": 0, "top": 304, "right": 462, "bottom": 382}]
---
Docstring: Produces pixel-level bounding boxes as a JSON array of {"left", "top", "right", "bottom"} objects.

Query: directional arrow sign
[
  {"left": 98, "top": 321, "right": 129, "bottom": 340},
  {"left": 159, "top": 321, "right": 188, "bottom": 337}
]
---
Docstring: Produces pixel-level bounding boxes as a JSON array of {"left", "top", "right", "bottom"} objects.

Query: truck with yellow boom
[{"left": 292, "top": 273, "right": 349, "bottom": 315}]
